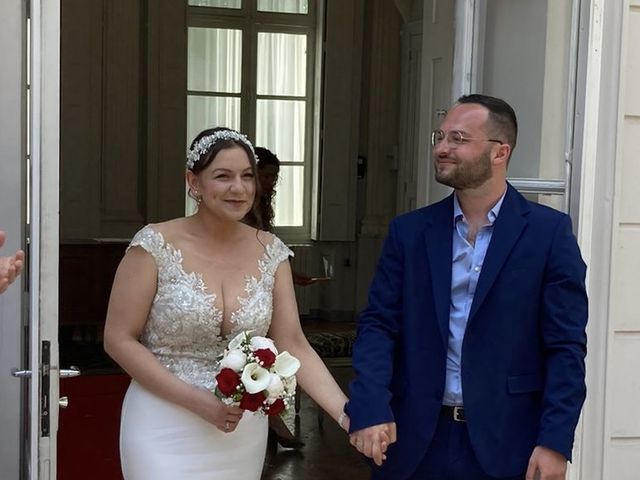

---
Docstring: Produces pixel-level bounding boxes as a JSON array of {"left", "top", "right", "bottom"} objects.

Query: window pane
[
  {"left": 257, "top": 0, "right": 308, "bottom": 14},
  {"left": 187, "top": 95, "right": 240, "bottom": 146},
  {"left": 255, "top": 99, "right": 305, "bottom": 162},
  {"left": 523, "top": 193, "right": 564, "bottom": 212},
  {"left": 188, "top": 0, "right": 241, "bottom": 8},
  {"left": 188, "top": 28, "right": 242, "bottom": 93},
  {"left": 273, "top": 166, "right": 304, "bottom": 226},
  {"left": 257, "top": 32, "right": 307, "bottom": 96},
  {"left": 478, "top": 0, "right": 572, "bottom": 180}
]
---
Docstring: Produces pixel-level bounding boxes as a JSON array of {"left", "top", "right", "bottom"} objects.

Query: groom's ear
[{"left": 491, "top": 143, "right": 511, "bottom": 168}]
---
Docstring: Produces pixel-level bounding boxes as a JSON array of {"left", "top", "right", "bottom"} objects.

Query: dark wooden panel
[
  {"left": 59, "top": 243, "right": 127, "bottom": 327},
  {"left": 101, "top": 0, "right": 145, "bottom": 229}
]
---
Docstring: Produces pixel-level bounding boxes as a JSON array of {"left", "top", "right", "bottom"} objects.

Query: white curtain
[
  {"left": 257, "top": 0, "right": 308, "bottom": 14},
  {"left": 187, "top": 27, "right": 242, "bottom": 142},
  {"left": 255, "top": 32, "right": 306, "bottom": 226},
  {"left": 186, "top": 25, "right": 308, "bottom": 226}
]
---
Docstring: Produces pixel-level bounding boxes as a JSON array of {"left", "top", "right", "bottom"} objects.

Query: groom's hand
[
  {"left": 525, "top": 445, "right": 567, "bottom": 480},
  {"left": 350, "top": 422, "right": 396, "bottom": 466}
]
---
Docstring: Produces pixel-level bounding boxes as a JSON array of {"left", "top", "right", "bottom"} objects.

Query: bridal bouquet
[{"left": 214, "top": 331, "right": 300, "bottom": 416}]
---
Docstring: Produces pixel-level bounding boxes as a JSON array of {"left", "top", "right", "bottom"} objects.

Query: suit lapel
[
  {"left": 423, "top": 195, "right": 454, "bottom": 347},
  {"left": 468, "top": 185, "right": 529, "bottom": 322}
]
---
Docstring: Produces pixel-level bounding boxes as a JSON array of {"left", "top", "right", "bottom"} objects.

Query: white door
[
  {"left": 2, "top": 1, "right": 65, "bottom": 478},
  {"left": 396, "top": 20, "right": 423, "bottom": 214},
  {"left": 416, "top": 0, "right": 455, "bottom": 207},
  {"left": 0, "top": 1, "right": 28, "bottom": 478},
  {"left": 458, "top": 0, "right": 579, "bottom": 213},
  {"left": 459, "top": 0, "right": 585, "bottom": 475}
]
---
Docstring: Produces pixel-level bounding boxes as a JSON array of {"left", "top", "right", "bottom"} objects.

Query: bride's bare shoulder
[
  {"left": 250, "top": 227, "right": 279, "bottom": 247},
  {"left": 146, "top": 218, "right": 189, "bottom": 238}
]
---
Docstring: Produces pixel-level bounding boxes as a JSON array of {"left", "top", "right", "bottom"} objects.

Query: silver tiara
[{"left": 186, "top": 130, "right": 256, "bottom": 170}]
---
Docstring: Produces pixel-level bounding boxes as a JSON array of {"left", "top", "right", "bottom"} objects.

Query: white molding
[
  {"left": 31, "top": 0, "right": 61, "bottom": 477},
  {"left": 570, "top": 0, "right": 625, "bottom": 478},
  {"left": 452, "top": 0, "right": 474, "bottom": 99},
  {"left": 569, "top": 0, "right": 602, "bottom": 474}
]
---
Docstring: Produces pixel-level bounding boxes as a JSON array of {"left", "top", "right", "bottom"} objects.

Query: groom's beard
[{"left": 434, "top": 149, "right": 493, "bottom": 190}]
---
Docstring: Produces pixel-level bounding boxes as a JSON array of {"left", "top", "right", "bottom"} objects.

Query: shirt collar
[{"left": 452, "top": 188, "right": 508, "bottom": 227}]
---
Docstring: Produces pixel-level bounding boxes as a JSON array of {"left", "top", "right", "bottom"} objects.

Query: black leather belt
[{"left": 441, "top": 405, "right": 465, "bottom": 422}]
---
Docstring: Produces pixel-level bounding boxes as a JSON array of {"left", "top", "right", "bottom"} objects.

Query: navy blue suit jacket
[{"left": 346, "top": 184, "right": 588, "bottom": 479}]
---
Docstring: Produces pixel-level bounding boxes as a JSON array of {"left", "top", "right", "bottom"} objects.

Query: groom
[{"left": 346, "top": 94, "right": 588, "bottom": 479}]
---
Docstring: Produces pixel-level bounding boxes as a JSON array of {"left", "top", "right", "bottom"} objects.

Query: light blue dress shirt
[{"left": 442, "top": 191, "right": 506, "bottom": 407}]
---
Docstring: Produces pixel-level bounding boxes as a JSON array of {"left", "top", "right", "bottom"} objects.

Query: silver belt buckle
[{"left": 453, "top": 406, "right": 465, "bottom": 422}]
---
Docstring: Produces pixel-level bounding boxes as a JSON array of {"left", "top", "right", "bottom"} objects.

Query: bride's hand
[{"left": 189, "top": 387, "right": 244, "bottom": 433}]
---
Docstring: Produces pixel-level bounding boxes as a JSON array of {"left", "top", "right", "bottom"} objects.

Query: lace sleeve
[
  {"left": 267, "top": 236, "right": 294, "bottom": 266},
  {"left": 127, "top": 225, "right": 165, "bottom": 263}
]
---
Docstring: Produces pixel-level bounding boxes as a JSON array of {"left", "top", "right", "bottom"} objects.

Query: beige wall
[{"left": 605, "top": 1, "right": 640, "bottom": 477}]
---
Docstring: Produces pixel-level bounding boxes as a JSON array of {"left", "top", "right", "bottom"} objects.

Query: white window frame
[
  {"left": 187, "top": 0, "right": 319, "bottom": 241},
  {"left": 452, "top": 0, "right": 583, "bottom": 214}
]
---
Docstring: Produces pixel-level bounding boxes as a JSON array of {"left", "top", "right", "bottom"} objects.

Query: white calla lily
[
  {"left": 273, "top": 351, "right": 300, "bottom": 378},
  {"left": 228, "top": 331, "right": 251, "bottom": 350},
  {"left": 220, "top": 349, "right": 247, "bottom": 372},
  {"left": 250, "top": 336, "right": 277, "bottom": 354},
  {"left": 266, "top": 374, "right": 285, "bottom": 400},
  {"left": 241, "top": 363, "right": 271, "bottom": 394}
]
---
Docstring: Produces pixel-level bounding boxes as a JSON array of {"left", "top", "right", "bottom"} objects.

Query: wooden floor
[{"left": 262, "top": 365, "right": 371, "bottom": 480}]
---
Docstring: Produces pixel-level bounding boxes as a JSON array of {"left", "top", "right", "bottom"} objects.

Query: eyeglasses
[{"left": 431, "top": 129, "right": 504, "bottom": 148}]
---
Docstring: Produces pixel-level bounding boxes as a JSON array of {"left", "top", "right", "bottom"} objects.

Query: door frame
[
  {"left": 29, "top": 0, "right": 61, "bottom": 477},
  {"left": 449, "top": 0, "right": 614, "bottom": 478}
]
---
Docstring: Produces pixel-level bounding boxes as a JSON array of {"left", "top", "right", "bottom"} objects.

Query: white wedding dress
[{"left": 119, "top": 225, "right": 293, "bottom": 480}]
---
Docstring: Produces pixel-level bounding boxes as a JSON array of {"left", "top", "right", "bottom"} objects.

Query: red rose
[
  {"left": 216, "top": 368, "right": 241, "bottom": 396},
  {"left": 254, "top": 348, "right": 276, "bottom": 368},
  {"left": 239, "top": 391, "right": 265, "bottom": 412},
  {"left": 266, "top": 398, "right": 285, "bottom": 416}
]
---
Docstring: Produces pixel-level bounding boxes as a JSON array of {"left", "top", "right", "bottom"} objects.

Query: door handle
[
  {"left": 11, "top": 368, "right": 32, "bottom": 378},
  {"left": 60, "top": 366, "right": 81, "bottom": 378},
  {"left": 11, "top": 366, "right": 81, "bottom": 378}
]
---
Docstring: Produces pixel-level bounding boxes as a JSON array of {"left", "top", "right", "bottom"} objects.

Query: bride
[{"left": 104, "top": 127, "right": 350, "bottom": 479}]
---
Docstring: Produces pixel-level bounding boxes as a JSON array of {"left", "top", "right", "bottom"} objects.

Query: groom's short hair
[{"left": 457, "top": 94, "right": 518, "bottom": 153}]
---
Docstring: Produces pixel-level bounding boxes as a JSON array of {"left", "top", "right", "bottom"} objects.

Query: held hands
[
  {"left": 190, "top": 387, "right": 244, "bottom": 433},
  {"left": 0, "top": 231, "right": 25, "bottom": 294},
  {"left": 526, "top": 445, "right": 567, "bottom": 480},
  {"left": 349, "top": 422, "right": 396, "bottom": 466}
]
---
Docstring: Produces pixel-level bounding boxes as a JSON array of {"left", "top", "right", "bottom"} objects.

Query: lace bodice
[{"left": 128, "top": 225, "right": 293, "bottom": 390}]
